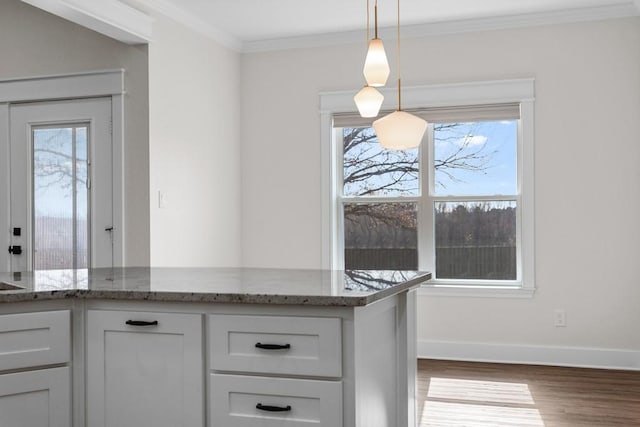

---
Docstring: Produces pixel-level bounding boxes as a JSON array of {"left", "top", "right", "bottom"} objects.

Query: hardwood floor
[{"left": 417, "top": 359, "right": 640, "bottom": 427}]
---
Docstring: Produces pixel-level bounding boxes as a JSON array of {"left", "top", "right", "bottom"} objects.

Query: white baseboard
[{"left": 418, "top": 340, "right": 640, "bottom": 371}]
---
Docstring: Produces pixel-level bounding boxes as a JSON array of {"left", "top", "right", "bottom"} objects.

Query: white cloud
[{"left": 456, "top": 135, "right": 487, "bottom": 146}]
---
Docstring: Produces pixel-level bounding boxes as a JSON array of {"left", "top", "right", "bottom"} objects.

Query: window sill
[{"left": 418, "top": 283, "right": 535, "bottom": 298}]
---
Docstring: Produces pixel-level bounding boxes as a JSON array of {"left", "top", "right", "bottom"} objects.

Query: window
[{"left": 321, "top": 80, "right": 535, "bottom": 296}]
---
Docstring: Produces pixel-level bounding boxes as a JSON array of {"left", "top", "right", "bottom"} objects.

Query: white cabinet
[
  {"left": 210, "top": 374, "right": 342, "bottom": 427},
  {"left": 0, "top": 310, "right": 71, "bottom": 427},
  {"left": 208, "top": 314, "right": 344, "bottom": 427},
  {"left": 0, "top": 288, "right": 417, "bottom": 427},
  {"left": 209, "top": 314, "right": 342, "bottom": 377},
  {"left": 86, "top": 310, "right": 203, "bottom": 427},
  {"left": 0, "top": 310, "right": 70, "bottom": 371},
  {"left": 0, "top": 367, "right": 71, "bottom": 427}
]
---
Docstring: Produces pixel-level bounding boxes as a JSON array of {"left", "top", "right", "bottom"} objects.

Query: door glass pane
[
  {"left": 344, "top": 203, "right": 417, "bottom": 270},
  {"left": 435, "top": 201, "right": 516, "bottom": 280},
  {"left": 343, "top": 127, "right": 419, "bottom": 197},
  {"left": 33, "top": 126, "right": 89, "bottom": 270}
]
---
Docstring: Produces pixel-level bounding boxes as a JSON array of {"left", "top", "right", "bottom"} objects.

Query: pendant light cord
[
  {"left": 366, "top": 0, "right": 370, "bottom": 42},
  {"left": 397, "top": 0, "right": 402, "bottom": 110},
  {"left": 374, "top": 0, "right": 378, "bottom": 39}
]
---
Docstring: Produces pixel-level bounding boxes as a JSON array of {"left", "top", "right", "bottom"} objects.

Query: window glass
[
  {"left": 435, "top": 201, "right": 517, "bottom": 280},
  {"left": 343, "top": 127, "right": 419, "bottom": 197},
  {"left": 344, "top": 203, "right": 418, "bottom": 270},
  {"left": 33, "top": 126, "right": 89, "bottom": 270},
  {"left": 433, "top": 121, "right": 517, "bottom": 196}
]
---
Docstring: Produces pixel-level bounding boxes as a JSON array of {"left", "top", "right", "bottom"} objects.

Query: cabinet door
[
  {"left": 86, "top": 310, "right": 203, "bottom": 427},
  {"left": 0, "top": 367, "right": 70, "bottom": 427}
]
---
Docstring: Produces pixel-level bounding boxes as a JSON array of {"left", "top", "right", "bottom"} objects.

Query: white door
[{"left": 8, "top": 98, "right": 112, "bottom": 271}]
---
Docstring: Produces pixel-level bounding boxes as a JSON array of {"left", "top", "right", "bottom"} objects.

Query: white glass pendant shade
[
  {"left": 363, "top": 38, "right": 390, "bottom": 87},
  {"left": 373, "top": 110, "right": 427, "bottom": 150},
  {"left": 354, "top": 86, "right": 384, "bottom": 118}
]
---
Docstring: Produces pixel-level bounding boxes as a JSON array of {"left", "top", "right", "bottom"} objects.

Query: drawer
[
  {"left": 0, "top": 366, "right": 71, "bottom": 427},
  {"left": 0, "top": 310, "right": 70, "bottom": 371},
  {"left": 209, "top": 315, "right": 341, "bottom": 377},
  {"left": 210, "top": 374, "right": 342, "bottom": 427}
]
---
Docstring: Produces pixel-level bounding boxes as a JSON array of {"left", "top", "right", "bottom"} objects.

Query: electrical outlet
[{"left": 554, "top": 309, "right": 566, "bottom": 327}]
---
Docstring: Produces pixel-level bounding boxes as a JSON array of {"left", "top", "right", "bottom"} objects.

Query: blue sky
[
  {"left": 33, "top": 127, "right": 88, "bottom": 219},
  {"left": 433, "top": 120, "right": 517, "bottom": 196},
  {"left": 342, "top": 120, "right": 517, "bottom": 198}
]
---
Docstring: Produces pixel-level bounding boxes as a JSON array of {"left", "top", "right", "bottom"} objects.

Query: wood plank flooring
[{"left": 417, "top": 359, "right": 640, "bottom": 427}]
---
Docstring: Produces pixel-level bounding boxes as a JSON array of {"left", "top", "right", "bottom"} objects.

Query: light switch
[{"left": 158, "top": 190, "right": 168, "bottom": 209}]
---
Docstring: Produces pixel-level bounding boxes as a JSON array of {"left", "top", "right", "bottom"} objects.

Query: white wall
[
  {"left": 0, "top": 0, "right": 150, "bottom": 266},
  {"left": 241, "top": 18, "right": 640, "bottom": 357},
  {"left": 2, "top": 1, "right": 244, "bottom": 268},
  {"left": 148, "top": 14, "right": 242, "bottom": 267}
]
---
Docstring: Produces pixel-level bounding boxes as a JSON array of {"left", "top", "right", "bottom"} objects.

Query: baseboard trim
[{"left": 418, "top": 340, "right": 640, "bottom": 371}]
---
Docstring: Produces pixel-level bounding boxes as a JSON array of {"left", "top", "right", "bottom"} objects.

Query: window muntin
[{"left": 336, "top": 109, "right": 522, "bottom": 285}]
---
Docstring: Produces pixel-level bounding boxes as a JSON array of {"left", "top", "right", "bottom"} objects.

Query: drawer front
[
  {"left": 209, "top": 315, "right": 342, "bottom": 377},
  {"left": 210, "top": 374, "right": 342, "bottom": 427},
  {"left": 0, "top": 310, "right": 70, "bottom": 371},
  {"left": 0, "top": 367, "right": 71, "bottom": 427}
]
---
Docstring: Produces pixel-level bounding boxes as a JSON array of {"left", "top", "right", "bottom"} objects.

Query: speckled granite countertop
[{"left": 0, "top": 268, "right": 431, "bottom": 306}]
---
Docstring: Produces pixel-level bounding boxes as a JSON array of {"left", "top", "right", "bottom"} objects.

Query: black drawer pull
[
  {"left": 125, "top": 320, "right": 159, "bottom": 326},
  {"left": 255, "top": 343, "right": 291, "bottom": 350},
  {"left": 256, "top": 403, "right": 292, "bottom": 412}
]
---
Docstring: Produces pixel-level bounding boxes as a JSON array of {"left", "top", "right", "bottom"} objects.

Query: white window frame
[{"left": 320, "top": 79, "right": 535, "bottom": 298}]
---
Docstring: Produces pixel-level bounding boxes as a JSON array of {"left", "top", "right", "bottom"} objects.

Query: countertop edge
[{"left": 0, "top": 271, "right": 432, "bottom": 307}]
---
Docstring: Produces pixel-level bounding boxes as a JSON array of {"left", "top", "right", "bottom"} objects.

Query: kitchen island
[{"left": 0, "top": 267, "right": 431, "bottom": 427}]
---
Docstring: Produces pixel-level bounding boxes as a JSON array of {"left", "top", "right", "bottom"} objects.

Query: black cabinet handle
[
  {"left": 256, "top": 403, "right": 292, "bottom": 412},
  {"left": 255, "top": 343, "right": 291, "bottom": 350},
  {"left": 125, "top": 320, "right": 158, "bottom": 326}
]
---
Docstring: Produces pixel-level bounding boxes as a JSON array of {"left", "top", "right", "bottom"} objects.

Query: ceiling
[
  {"left": 23, "top": 0, "right": 640, "bottom": 51},
  {"left": 124, "top": 0, "right": 638, "bottom": 45}
]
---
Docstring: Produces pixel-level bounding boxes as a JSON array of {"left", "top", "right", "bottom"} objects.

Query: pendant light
[
  {"left": 363, "top": 0, "right": 390, "bottom": 87},
  {"left": 373, "top": 0, "right": 427, "bottom": 150},
  {"left": 354, "top": 86, "right": 384, "bottom": 117},
  {"left": 354, "top": 0, "right": 384, "bottom": 118}
]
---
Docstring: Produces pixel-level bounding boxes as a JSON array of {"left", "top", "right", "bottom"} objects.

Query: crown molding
[
  {"left": 242, "top": 3, "right": 640, "bottom": 53},
  {"left": 128, "top": 0, "right": 242, "bottom": 51},
  {"left": 21, "top": 0, "right": 153, "bottom": 44}
]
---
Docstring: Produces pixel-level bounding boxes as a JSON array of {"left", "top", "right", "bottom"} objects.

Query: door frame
[{"left": 0, "top": 70, "right": 125, "bottom": 271}]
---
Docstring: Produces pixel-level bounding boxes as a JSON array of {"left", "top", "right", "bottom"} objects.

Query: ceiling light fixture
[
  {"left": 373, "top": 0, "right": 427, "bottom": 150},
  {"left": 362, "top": 0, "right": 390, "bottom": 87},
  {"left": 354, "top": 0, "right": 385, "bottom": 118}
]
